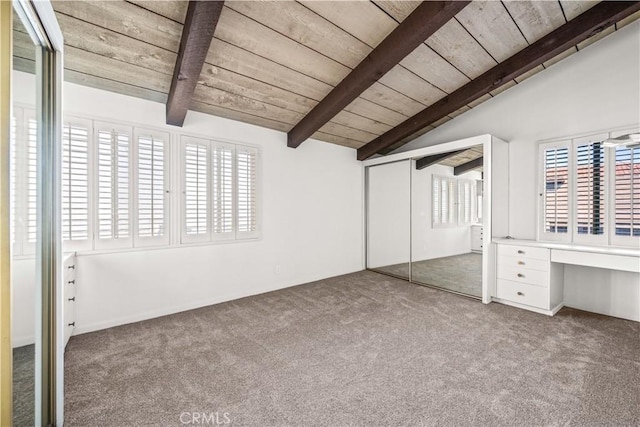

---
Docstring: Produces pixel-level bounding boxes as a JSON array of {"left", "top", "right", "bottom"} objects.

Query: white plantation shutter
[
  {"left": 432, "top": 176, "right": 440, "bottom": 226},
  {"left": 541, "top": 144, "right": 570, "bottom": 240},
  {"left": 614, "top": 145, "right": 640, "bottom": 240},
  {"left": 27, "top": 116, "right": 37, "bottom": 245},
  {"left": 135, "top": 130, "right": 169, "bottom": 246},
  {"left": 95, "top": 124, "right": 132, "bottom": 249},
  {"left": 236, "top": 145, "right": 258, "bottom": 238},
  {"left": 432, "top": 175, "right": 459, "bottom": 227},
  {"left": 212, "top": 143, "right": 234, "bottom": 239},
  {"left": 10, "top": 113, "right": 18, "bottom": 253},
  {"left": 62, "top": 119, "right": 92, "bottom": 251},
  {"left": 574, "top": 137, "right": 607, "bottom": 243},
  {"left": 182, "top": 137, "right": 209, "bottom": 243}
]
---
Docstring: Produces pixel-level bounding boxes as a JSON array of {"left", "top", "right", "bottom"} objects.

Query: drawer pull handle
[
  {"left": 67, "top": 265, "right": 75, "bottom": 270},
  {"left": 68, "top": 297, "right": 75, "bottom": 302},
  {"left": 517, "top": 292, "right": 524, "bottom": 296},
  {"left": 517, "top": 273, "right": 525, "bottom": 278},
  {"left": 68, "top": 280, "right": 75, "bottom": 285},
  {"left": 68, "top": 322, "right": 75, "bottom": 327},
  {"left": 517, "top": 261, "right": 525, "bottom": 265},
  {"left": 517, "top": 250, "right": 525, "bottom": 254}
]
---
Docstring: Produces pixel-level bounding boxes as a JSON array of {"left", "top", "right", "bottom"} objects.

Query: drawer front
[
  {"left": 64, "top": 276, "right": 76, "bottom": 299},
  {"left": 497, "top": 244, "right": 549, "bottom": 261},
  {"left": 496, "top": 279, "right": 549, "bottom": 309},
  {"left": 497, "top": 264, "right": 549, "bottom": 287},
  {"left": 497, "top": 255, "right": 549, "bottom": 272}
]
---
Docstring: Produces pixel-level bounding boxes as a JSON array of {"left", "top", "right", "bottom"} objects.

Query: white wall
[
  {"left": 412, "top": 163, "right": 481, "bottom": 261},
  {"left": 395, "top": 22, "right": 640, "bottom": 320},
  {"left": 12, "top": 71, "right": 364, "bottom": 342}
]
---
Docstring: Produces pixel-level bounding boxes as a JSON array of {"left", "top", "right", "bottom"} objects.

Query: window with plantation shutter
[
  {"left": 541, "top": 144, "right": 570, "bottom": 239},
  {"left": 236, "top": 145, "right": 258, "bottom": 237},
  {"left": 212, "top": 143, "right": 234, "bottom": 239},
  {"left": 182, "top": 137, "right": 209, "bottom": 243},
  {"left": 62, "top": 119, "right": 91, "bottom": 251},
  {"left": 95, "top": 123, "right": 131, "bottom": 249},
  {"left": 614, "top": 145, "right": 640, "bottom": 239},
  {"left": 180, "top": 138, "right": 260, "bottom": 243},
  {"left": 27, "top": 116, "right": 37, "bottom": 245},
  {"left": 432, "top": 175, "right": 477, "bottom": 228},
  {"left": 135, "top": 129, "right": 169, "bottom": 246},
  {"left": 540, "top": 132, "right": 639, "bottom": 247},
  {"left": 575, "top": 141, "right": 606, "bottom": 238},
  {"left": 10, "top": 114, "right": 18, "bottom": 253}
]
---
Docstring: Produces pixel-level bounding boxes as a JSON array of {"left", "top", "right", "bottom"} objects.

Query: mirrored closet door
[
  {"left": 366, "top": 160, "right": 411, "bottom": 280},
  {"left": 410, "top": 145, "right": 484, "bottom": 298}
]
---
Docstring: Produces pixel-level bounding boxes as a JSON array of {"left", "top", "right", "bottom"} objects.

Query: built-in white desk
[{"left": 492, "top": 238, "right": 639, "bottom": 316}]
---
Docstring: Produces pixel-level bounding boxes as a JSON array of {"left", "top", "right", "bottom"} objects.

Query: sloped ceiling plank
[
  {"left": 52, "top": 0, "right": 182, "bottom": 52},
  {"left": 378, "top": 65, "right": 446, "bottom": 106},
  {"left": 64, "top": 45, "right": 171, "bottom": 93},
  {"left": 127, "top": 0, "right": 188, "bottom": 23},
  {"left": 357, "top": 1, "right": 640, "bottom": 160},
  {"left": 287, "top": 1, "right": 470, "bottom": 148},
  {"left": 190, "top": 100, "right": 291, "bottom": 132},
  {"left": 416, "top": 150, "right": 465, "bottom": 170},
  {"left": 561, "top": 1, "right": 598, "bottom": 20},
  {"left": 399, "top": 43, "right": 471, "bottom": 93},
  {"left": 166, "top": 1, "right": 223, "bottom": 126},
  {"left": 215, "top": 7, "right": 349, "bottom": 86},
  {"left": 226, "top": 1, "right": 371, "bottom": 70},
  {"left": 55, "top": 13, "right": 176, "bottom": 75},
  {"left": 456, "top": 1, "right": 529, "bottom": 63},
  {"left": 300, "top": 0, "right": 396, "bottom": 47},
  {"left": 372, "top": 1, "right": 422, "bottom": 21},
  {"left": 311, "top": 132, "right": 365, "bottom": 149},
  {"left": 454, "top": 157, "right": 483, "bottom": 175},
  {"left": 503, "top": 1, "right": 566, "bottom": 44},
  {"left": 426, "top": 19, "right": 498, "bottom": 80}
]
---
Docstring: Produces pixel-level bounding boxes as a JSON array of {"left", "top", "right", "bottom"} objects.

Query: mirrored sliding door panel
[
  {"left": 411, "top": 146, "right": 484, "bottom": 298},
  {"left": 366, "top": 160, "right": 411, "bottom": 280}
]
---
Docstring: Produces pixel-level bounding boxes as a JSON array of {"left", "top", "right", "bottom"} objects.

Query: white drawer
[
  {"left": 497, "top": 244, "right": 549, "bottom": 261},
  {"left": 497, "top": 264, "right": 549, "bottom": 287},
  {"left": 496, "top": 279, "right": 549, "bottom": 309},
  {"left": 64, "top": 298, "right": 75, "bottom": 346},
  {"left": 64, "top": 276, "right": 76, "bottom": 299},
  {"left": 497, "top": 255, "right": 549, "bottom": 272}
]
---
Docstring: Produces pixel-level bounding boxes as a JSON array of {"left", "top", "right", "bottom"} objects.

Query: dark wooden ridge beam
[
  {"left": 416, "top": 150, "right": 464, "bottom": 170},
  {"left": 166, "top": 1, "right": 224, "bottom": 126},
  {"left": 454, "top": 157, "right": 483, "bottom": 175},
  {"left": 357, "top": 1, "right": 640, "bottom": 160},
  {"left": 287, "top": 1, "right": 470, "bottom": 148}
]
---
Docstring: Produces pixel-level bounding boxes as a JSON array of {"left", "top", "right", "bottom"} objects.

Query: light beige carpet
[{"left": 64, "top": 270, "right": 639, "bottom": 426}]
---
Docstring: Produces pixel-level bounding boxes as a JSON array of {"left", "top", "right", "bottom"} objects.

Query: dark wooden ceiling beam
[
  {"left": 287, "top": 1, "right": 470, "bottom": 149},
  {"left": 416, "top": 150, "right": 465, "bottom": 170},
  {"left": 454, "top": 157, "right": 483, "bottom": 175},
  {"left": 166, "top": 1, "right": 224, "bottom": 126},
  {"left": 357, "top": 1, "right": 640, "bottom": 160}
]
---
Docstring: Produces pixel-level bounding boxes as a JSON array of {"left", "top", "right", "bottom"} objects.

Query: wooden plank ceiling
[{"left": 12, "top": 1, "right": 640, "bottom": 154}]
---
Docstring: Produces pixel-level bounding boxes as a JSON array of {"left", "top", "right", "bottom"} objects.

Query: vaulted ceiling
[{"left": 11, "top": 1, "right": 640, "bottom": 158}]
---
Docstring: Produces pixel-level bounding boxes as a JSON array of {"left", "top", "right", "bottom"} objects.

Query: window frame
[
  {"left": 179, "top": 135, "right": 262, "bottom": 244},
  {"left": 538, "top": 128, "right": 640, "bottom": 248}
]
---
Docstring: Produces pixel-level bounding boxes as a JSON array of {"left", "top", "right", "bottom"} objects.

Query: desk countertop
[{"left": 493, "top": 238, "right": 640, "bottom": 258}]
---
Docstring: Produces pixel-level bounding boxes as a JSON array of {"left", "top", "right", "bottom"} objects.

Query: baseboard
[
  {"left": 492, "top": 297, "right": 558, "bottom": 316},
  {"left": 74, "top": 268, "right": 364, "bottom": 336},
  {"left": 562, "top": 303, "right": 640, "bottom": 322}
]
